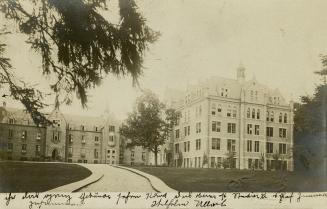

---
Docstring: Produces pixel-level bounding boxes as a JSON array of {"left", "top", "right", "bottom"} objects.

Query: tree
[
  {"left": 0, "top": 0, "right": 159, "bottom": 125},
  {"left": 119, "top": 90, "right": 176, "bottom": 166},
  {"left": 223, "top": 150, "right": 236, "bottom": 169},
  {"left": 293, "top": 55, "right": 327, "bottom": 172}
]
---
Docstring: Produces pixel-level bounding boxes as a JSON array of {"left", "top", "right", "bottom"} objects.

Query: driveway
[{"left": 79, "top": 165, "right": 155, "bottom": 192}]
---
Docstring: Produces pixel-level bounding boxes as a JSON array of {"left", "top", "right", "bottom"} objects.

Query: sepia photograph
[{"left": 0, "top": 0, "right": 326, "bottom": 208}]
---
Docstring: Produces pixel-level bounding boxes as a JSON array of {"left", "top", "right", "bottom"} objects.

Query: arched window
[
  {"left": 252, "top": 108, "right": 255, "bottom": 119},
  {"left": 257, "top": 109, "right": 260, "bottom": 119},
  {"left": 279, "top": 113, "right": 283, "bottom": 123},
  {"left": 270, "top": 111, "right": 274, "bottom": 122},
  {"left": 266, "top": 111, "right": 269, "bottom": 121},
  {"left": 284, "top": 113, "right": 288, "bottom": 123},
  {"left": 247, "top": 108, "right": 250, "bottom": 118}
]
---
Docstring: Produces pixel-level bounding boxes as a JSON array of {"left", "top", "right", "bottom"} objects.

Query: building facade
[
  {"left": 168, "top": 65, "right": 294, "bottom": 171},
  {"left": 0, "top": 105, "right": 120, "bottom": 164}
]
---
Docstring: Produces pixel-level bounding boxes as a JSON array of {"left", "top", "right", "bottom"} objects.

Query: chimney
[{"left": 237, "top": 62, "right": 246, "bottom": 83}]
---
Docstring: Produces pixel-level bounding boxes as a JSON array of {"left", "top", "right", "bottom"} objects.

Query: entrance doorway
[{"left": 51, "top": 149, "right": 59, "bottom": 160}]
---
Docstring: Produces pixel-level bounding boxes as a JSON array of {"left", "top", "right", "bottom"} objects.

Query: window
[
  {"left": 279, "top": 113, "right": 283, "bottom": 123},
  {"left": 212, "top": 138, "right": 220, "bottom": 150},
  {"left": 212, "top": 121, "right": 221, "bottom": 132},
  {"left": 196, "top": 122, "right": 201, "bottom": 133},
  {"left": 257, "top": 109, "right": 260, "bottom": 119},
  {"left": 247, "top": 124, "right": 253, "bottom": 134},
  {"left": 142, "top": 152, "right": 146, "bottom": 161},
  {"left": 279, "top": 143, "right": 287, "bottom": 154},
  {"left": 175, "top": 143, "right": 179, "bottom": 153},
  {"left": 109, "top": 125, "right": 115, "bottom": 132},
  {"left": 217, "top": 105, "right": 222, "bottom": 113},
  {"left": 9, "top": 118, "right": 14, "bottom": 124},
  {"left": 8, "top": 129, "right": 13, "bottom": 138},
  {"left": 184, "top": 141, "right": 190, "bottom": 152},
  {"left": 279, "top": 128, "right": 287, "bottom": 138},
  {"left": 109, "top": 135, "right": 114, "bottom": 141},
  {"left": 187, "top": 126, "right": 190, "bottom": 135},
  {"left": 227, "top": 139, "right": 236, "bottom": 152},
  {"left": 81, "top": 125, "right": 85, "bottom": 131},
  {"left": 247, "top": 140, "right": 252, "bottom": 152},
  {"left": 131, "top": 151, "right": 135, "bottom": 158},
  {"left": 68, "top": 147, "right": 73, "bottom": 155},
  {"left": 254, "top": 141, "right": 259, "bottom": 152},
  {"left": 21, "top": 130, "right": 27, "bottom": 139},
  {"left": 211, "top": 103, "right": 216, "bottom": 115},
  {"left": 266, "top": 111, "right": 269, "bottom": 121},
  {"left": 35, "top": 145, "right": 41, "bottom": 155},
  {"left": 107, "top": 150, "right": 111, "bottom": 154},
  {"left": 284, "top": 113, "right": 288, "bottom": 123},
  {"left": 266, "top": 142, "right": 273, "bottom": 153},
  {"left": 184, "top": 127, "right": 187, "bottom": 136},
  {"left": 83, "top": 160, "right": 88, "bottom": 163},
  {"left": 81, "top": 135, "right": 86, "bottom": 144},
  {"left": 175, "top": 129, "right": 180, "bottom": 138},
  {"left": 95, "top": 136, "right": 99, "bottom": 142},
  {"left": 196, "top": 139, "right": 201, "bottom": 150},
  {"left": 22, "top": 144, "right": 27, "bottom": 153},
  {"left": 53, "top": 131, "right": 60, "bottom": 142},
  {"left": 94, "top": 126, "right": 98, "bottom": 132},
  {"left": 266, "top": 127, "right": 274, "bottom": 137},
  {"left": 232, "top": 109, "right": 237, "bottom": 118},
  {"left": 7, "top": 143, "right": 13, "bottom": 151},
  {"left": 68, "top": 134, "right": 73, "bottom": 143},
  {"left": 252, "top": 109, "right": 255, "bottom": 119},
  {"left": 247, "top": 108, "right": 251, "bottom": 118},
  {"left": 94, "top": 149, "right": 99, "bottom": 158},
  {"left": 270, "top": 111, "right": 274, "bottom": 122},
  {"left": 227, "top": 123, "right": 236, "bottom": 133},
  {"left": 36, "top": 132, "right": 41, "bottom": 140},
  {"left": 254, "top": 125, "right": 260, "bottom": 135},
  {"left": 227, "top": 109, "right": 232, "bottom": 117}
]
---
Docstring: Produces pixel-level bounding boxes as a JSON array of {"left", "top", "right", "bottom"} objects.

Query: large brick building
[
  {"left": 0, "top": 104, "right": 120, "bottom": 164},
  {"left": 167, "top": 65, "right": 294, "bottom": 171}
]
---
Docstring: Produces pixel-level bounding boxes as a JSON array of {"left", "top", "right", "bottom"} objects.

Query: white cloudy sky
[{"left": 2, "top": 0, "right": 327, "bottom": 120}]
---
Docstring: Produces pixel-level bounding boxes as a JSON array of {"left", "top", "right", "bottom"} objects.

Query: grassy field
[
  {"left": 130, "top": 166, "right": 326, "bottom": 192},
  {"left": 0, "top": 161, "right": 92, "bottom": 192}
]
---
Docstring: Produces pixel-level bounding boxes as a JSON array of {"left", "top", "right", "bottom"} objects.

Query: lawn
[
  {"left": 0, "top": 161, "right": 92, "bottom": 192},
  {"left": 130, "top": 166, "right": 326, "bottom": 192}
]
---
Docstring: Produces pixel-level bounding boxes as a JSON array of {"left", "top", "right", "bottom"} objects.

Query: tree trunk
[{"left": 154, "top": 146, "right": 158, "bottom": 166}]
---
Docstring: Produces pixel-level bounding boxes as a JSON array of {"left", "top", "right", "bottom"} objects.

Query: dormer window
[{"left": 81, "top": 125, "right": 85, "bottom": 131}]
